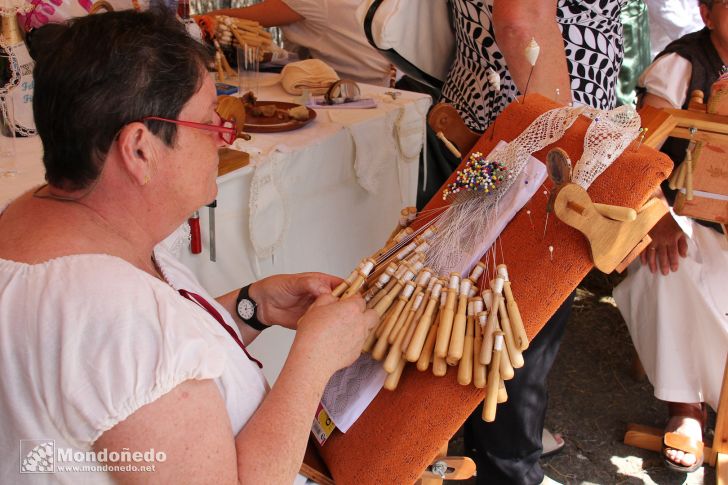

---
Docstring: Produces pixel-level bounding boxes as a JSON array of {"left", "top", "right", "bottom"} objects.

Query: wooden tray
[
  {"left": 218, "top": 147, "right": 250, "bottom": 176},
  {"left": 244, "top": 101, "right": 316, "bottom": 133}
]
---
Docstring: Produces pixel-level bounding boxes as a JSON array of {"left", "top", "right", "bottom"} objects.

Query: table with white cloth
[{"left": 0, "top": 76, "right": 431, "bottom": 382}]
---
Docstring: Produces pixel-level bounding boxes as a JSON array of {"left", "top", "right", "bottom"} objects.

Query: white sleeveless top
[{"left": 0, "top": 244, "right": 268, "bottom": 484}]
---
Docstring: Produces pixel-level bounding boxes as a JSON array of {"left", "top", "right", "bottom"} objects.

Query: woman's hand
[
  {"left": 292, "top": 293, "right": 379, "bottom": 376},
  {"left": 640, "top": 212, "right": 688, "bottom": 275},
  {"left": 249, "top": 272, "right": 342, "bottom": 328}
]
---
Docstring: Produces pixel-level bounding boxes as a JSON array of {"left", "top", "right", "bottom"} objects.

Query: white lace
[{"left": 424, "top": 104, "right": 641, "bottom": 276}]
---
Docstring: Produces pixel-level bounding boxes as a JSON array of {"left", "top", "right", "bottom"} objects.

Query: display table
[{"left": 0, "top": 77, "right": 431, "bottom": 381}]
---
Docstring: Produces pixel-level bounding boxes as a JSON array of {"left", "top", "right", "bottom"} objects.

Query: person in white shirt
[
  {"left": 207, "top": 0, "right": 394, "bottom": 87},
  {"left": 614, "top": 0, "right": 728, "bottom": 474},
  {"left": 645, "top": 0, "right": 704, "bottom": 58},
  {"left": 0, "top": 9, "right": 376, "bottom": 484}
]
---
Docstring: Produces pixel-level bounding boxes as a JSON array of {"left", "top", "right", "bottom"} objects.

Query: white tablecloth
[{"left": 0, "top": 76, "right": 431, "bottom": 382}]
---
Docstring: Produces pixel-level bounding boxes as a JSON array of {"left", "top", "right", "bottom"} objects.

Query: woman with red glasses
[{"left": 0, "top": 9, "right": 377, "bottom": 484}]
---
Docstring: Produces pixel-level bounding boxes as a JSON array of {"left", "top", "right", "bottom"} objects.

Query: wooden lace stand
[
  {"left": 642, "top": 90, "right": 728, "bottom": 236},
  {"left": 303, "top": 96, "right": 671, "bottom": 485}
]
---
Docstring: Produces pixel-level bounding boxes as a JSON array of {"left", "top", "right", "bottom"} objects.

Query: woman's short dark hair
[{"left": 31, "top": 9, "right": 213, "bottom": 190}]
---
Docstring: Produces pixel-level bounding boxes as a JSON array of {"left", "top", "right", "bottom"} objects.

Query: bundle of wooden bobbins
[
  {"left": 198, "top": 15, "right": 275, "bottom": 82},
  {"left": 332, "top": 208, "right": 529, "bottom": 422}
]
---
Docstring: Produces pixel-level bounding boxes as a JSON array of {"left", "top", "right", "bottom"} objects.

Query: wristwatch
[{"left": 235, "top": 285, "right": 269, "bottom": 331}]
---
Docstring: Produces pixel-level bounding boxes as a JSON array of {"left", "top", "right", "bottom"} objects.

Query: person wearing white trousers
[{"left": 614, "top": 0, "right": 728, "bottom": 473}]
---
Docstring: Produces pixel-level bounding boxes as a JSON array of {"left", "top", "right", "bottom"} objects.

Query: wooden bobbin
[
  {"left": 473, "top": 313, "right": 487, "bottom": 389},
  {"left": 406, "top": 281, "right": 443, "bottom": 362},
  {"left": 447, "top": 278, "right": 473, "bottom": 365},
  {"left": 400, "top": 292, "right": 426, "bottom": 352},
  {"left": 363, "top": 263, "right": 397, "bottom": 302},
  {"left": 341, "top": 259, "right": 375, "bottom": 298},
  {"left": 361, "top": 318, "right": 383, "bottom": 353},
  {"left": 406, "top": 207, "right": 417, "bottom": 224},
  {"left": 436, "top": 131, "right": 462, "bottom": 158},
  {"left": 383, "top": 318, "right": 408, "bottom": 373},
  {"left": 388, "top": 287, "right": 421, "bottom": 345},
  {"left": 499, "top": 338, "right": 515, "bottom": 380},
  {"left": 372, "top": 281, "right": 416, "bottom": 360},
  {"left": 469, "top": 261, "right": 486, "bottom": 284},
  {"left": 369, "top": 230, "right": 410, "bottom": 272},
  {"left": 332, "top": 269, "right": 358, "bottom": 298},
  {"left": 214, "top": 52, "right": 225, "bottom": 82},
  {"left": 401, "top": 276, "right": 437, "bottom": 351},
  {"left": 503, "top": 280, "right": 529, "bottom": 351},
  {"left": 383, "top": 289, "right": 425, "bottom": 373},
  {"left": 435, "top": 273, "right": 460, "bottom": 359},
  {"left": 377, "top": 227, "right": 413, "bottom": 258},
  {"left": 685, "top": 149, "right": 694, "bottom": 200},
  {"left": 480, "top": 282, "right": 502, "bottom": 365},
  {"left": 390, "top": 270, "right": 431, "bottom": 344},
  {"left": 497, "top": 379, "right": 508, "bottom": 404},
  {"left": 497, "top": 298, "right": 524, "bottom": 368},
  {"left": 368, "top": 265, "right": 403, "bottom": 309},
  {"left": 388, "top": 207, "right": 411, "bottom": 241},
  {"left": 457, "top": 314, "right": 474, "bottom": 386},
  {"left": 483, "top": 332, "right": 504, "bottom": 422},
  {"left": 383, "top": 358, "right": 407, "bottom": 391},
  {"left": 394, "top": 240, "right": 419, "bottom": 263},
  {"left": 220, "top": 50, "right": 236, "bottom": 77},
  {"left": 432, "top": 354, "right": 448, "bottom": 377},
  {"left": 375, "top": 301, "right": 398, "bottom": 339},
  {"left": 416, "top": 320, "right": 440, "bottom": 372},
  {"left": 372, "top": 266, "right": 414, "bottom": 316}
]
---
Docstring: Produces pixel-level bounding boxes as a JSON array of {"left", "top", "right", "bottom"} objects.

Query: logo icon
[{"left": 20, "top": 440, "right": 55, "bottom": 473}]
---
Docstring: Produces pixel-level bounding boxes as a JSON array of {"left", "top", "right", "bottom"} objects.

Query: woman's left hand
[{"left": 249, "top": 273, "right": 343, "bottom": 329}]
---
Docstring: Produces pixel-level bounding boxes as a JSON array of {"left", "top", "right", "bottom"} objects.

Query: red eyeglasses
[{"left": 142, "top": 112, "right": 237, "bottom": 145}]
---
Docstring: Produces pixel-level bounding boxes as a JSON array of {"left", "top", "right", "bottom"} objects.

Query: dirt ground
[{"left": 446, "top": 270, "right": 716, "bottom": 485}]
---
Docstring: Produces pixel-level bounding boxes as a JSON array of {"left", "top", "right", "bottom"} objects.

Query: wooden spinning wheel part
[{"left": 554, "top": 183, "right": 667, "bottom": 273}]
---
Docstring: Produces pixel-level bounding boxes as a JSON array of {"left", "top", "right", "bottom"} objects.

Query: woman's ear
[{"left": 116, "top": 122, "right": 159, "bottom": 186}]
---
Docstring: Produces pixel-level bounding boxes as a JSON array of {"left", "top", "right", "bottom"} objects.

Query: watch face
[{"left": 237, "top": 299, "right": 255, "bottom": 320}]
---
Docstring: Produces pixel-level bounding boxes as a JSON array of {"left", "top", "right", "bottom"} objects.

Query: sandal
[
  {"left": 541, "top": 428, "right": 565, "bottom": 458},
  {"left": 661, "top": 402, "right": 706, "bottom": 473}
]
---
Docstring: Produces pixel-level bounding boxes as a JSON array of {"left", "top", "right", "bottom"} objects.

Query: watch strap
[{"left": 236, "top": 284, "right": 269, "bottom": 331}]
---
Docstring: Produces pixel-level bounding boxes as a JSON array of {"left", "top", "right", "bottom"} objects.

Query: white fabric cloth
[
  {"left": 613, "top": 217, "right": 728, "bottom": 410},
  {"left": 644, "top": 0, "right": 704, "bottom": 60},
  {"left": 280, "top": 0, "right": 393, "bottom": 86},
  {"left": 637, "top": 53, "right": 692, "bottom": 108},
  {"left": 0, "top": 243, "right": 268, "bottom": 484},
  {"left": 280, "top": 58, "right": 340, "bottom": 95}
]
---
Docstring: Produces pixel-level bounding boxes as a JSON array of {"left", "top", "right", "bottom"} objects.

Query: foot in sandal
[{"left": 662, "top": 402, "right": 705, "bottom": 473}]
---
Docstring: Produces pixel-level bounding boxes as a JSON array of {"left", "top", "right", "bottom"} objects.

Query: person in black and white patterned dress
[
  {"left": 439, "top": 2, "right": 626, "bottom": 484},
  {"left": 442, "top": 0, "right": 625, "bottom": 133}
]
